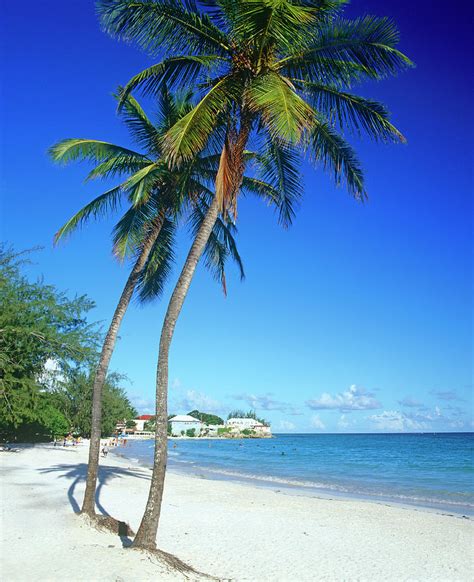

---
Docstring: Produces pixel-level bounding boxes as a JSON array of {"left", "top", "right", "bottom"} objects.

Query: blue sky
[{"left": 1, "top": 1, "right": 472, "bottom": 432}]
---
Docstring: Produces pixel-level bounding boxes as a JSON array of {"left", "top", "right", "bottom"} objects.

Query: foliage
[
  {"left": 126, "top": 419, "right": 137, "bottom": 429},
  {"left": 98, "top": 0, "right": 413, "bottom": 222},
  {"left": 217, "top": 427, "right": 231, "bottom": 436},
  {"left": 227, "top": 409, "right": 268, "bottom": 425},
  {"left": 144, "top": 417, "right": 156, "bottom": 431},
  {"left": 0, "top": 246, "right": 99, "bottom": 440},
  {"left": 188, "top": 409, "right": 224, "bottom": 425},
  {"left": 186, "top": 428, "right": 196, "bottom": 437},
  {"left": 0, "top": 246, "right": 135, "bottom": 441},
  {"left": 50, "top": 370, "right": 137, "bottom": 438},
  {"left": 49, "top": 90, "right": 253, "bottom": 298}
]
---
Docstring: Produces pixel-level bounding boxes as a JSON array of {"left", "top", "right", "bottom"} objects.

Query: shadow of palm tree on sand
[{"left": 38, "top": 462, "right": 150, "bottom": 546}]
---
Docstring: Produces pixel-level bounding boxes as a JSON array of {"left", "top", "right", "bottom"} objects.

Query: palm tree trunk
[
  {"left": 132, "top": 123, "right": 251, "bottom": 550},
  {"left": 81, "top": 213, "right": 165, "bottom": 517},
  {"left": 131, "top": 194, "right": 220, "bottom": 549}
]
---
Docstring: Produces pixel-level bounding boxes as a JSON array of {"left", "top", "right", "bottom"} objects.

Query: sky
[{"left": 1, "top": 1, "right": 472, "bottom": 433}]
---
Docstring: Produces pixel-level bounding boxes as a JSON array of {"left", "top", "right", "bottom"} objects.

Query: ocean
[{"left": 112, "top": 432, "right": 474, "bottom": 515}]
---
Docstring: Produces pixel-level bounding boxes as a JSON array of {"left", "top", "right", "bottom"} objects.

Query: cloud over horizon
[
  {"left": 231, "top": 392, "right": 302, "bottom": 415},
  {"left": 306, "top": 385, "right": 382, "bottom": 412},
  {"left": 398, "top": 396, "right": 425, "bottom": 408}
]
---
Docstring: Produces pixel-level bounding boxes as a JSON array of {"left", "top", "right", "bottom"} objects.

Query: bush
[
  {"left": 186, "top": 428, "right": 196, "bottom": 437},
  {"left": 217, "top": 427, "right": 231, "bottom": 436}
]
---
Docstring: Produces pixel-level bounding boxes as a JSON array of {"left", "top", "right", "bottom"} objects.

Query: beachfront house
[
  {"left": 169, "top": 414, "right": 203, "bottom": 436},
  {"left": 134, "top": 415, "right": 154, "bottom": 431}
]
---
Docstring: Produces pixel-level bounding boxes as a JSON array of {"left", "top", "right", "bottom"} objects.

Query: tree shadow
[{"left": 37, "top": 462, "right": 150, "bottom": 546}]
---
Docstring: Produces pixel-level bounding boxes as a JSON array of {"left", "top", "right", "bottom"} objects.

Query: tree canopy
[
  {"left": 188, "top": 409, "right": 224, "bottom": 425},
  {"left": 0, "top": 246, "right": 136, "bottom": 441}
]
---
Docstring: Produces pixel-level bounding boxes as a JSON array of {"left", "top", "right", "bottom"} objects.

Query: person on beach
[{"left": 101, "top": 445, "right": 108, "bottom": 457}]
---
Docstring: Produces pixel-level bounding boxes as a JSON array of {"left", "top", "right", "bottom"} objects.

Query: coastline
[
  {"left": 2, "top": 443, "right": 473, "bottom": 581},
  {"left": 112, "top": 435, "right": 474, "bottom": 518}
]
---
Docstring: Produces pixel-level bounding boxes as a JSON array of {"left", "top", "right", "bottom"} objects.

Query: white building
[
  {"left": 226, "top": 417, "right": 272, "bottom": 436},
  {"left": 169, "top": 415, "right": 203, "bottom": 436},
  {"left": 134, "top": 415, "right": 154, "bottom": 431}
]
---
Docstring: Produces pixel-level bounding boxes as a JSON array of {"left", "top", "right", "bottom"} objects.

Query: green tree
[
  {"left": 98, "top": 0, "right": 412, "bottom": 549},
  {"left": 50, "top": 89, "right": 248, "bottom": 518},
  {"left": 0, "top": 247, "right": 99, "bottom": 441},
  {"left": 188, "top": 409, "right": 224, "bottom": 425}
]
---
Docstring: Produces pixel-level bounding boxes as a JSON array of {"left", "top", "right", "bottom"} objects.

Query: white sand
[{"left": 1, "top": 443, "right": 472, "bottom": 581}]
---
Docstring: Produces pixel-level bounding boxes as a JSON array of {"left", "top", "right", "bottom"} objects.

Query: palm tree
[
  {"left": 98, "top": 0, "right": 413, "bottom": 549},
  {"left": 49, "top": 88, "right": 250, "bottom": 518}
]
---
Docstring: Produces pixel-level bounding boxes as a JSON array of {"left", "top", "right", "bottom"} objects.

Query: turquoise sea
[{"left": 113, "top": 432, "right": 474, "bottom": 515}]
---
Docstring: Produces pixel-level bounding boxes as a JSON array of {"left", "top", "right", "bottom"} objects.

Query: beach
[{"left": 1, "top": 443, "right": 472, "bottom": 581}]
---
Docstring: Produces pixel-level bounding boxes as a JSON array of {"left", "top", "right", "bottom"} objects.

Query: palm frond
[
  {"left": 112, "top": 198, "right": 161, "bottom": 260},
  {"left": 85, "top": 155, "right": 152, "bottom": 182},
  {"left": 256, "top": 135, "right": 302, "bottom": 227},
  {"left": 232, "top": 0, "right": 316, "bottom": 54},
  {"left": 136, "top": 216, "right": 176, "bottom": 302},
  {"left": 163, "top": 76, "right": 238, "bottom": 164},
  {"left": 97, "top": 0, "right": 230, "bottom": 56},
  {"left": 54, "top": 185, "right": 124, "bottom": 244},
  {"left": 49, "top": 138, "right": 145, "bottom": 165},
  {"left": 294, "top": 80, "right": 405, "bottom": 142},
  {"left": 247, "top": 72, "right": 314, "bottom": 143},
  {"left": 277, "top": 16, "right": 413, "bottom": 82},
  {"left": 116, "top": 90, "right": 161, "bottom": 154},
  {"left": 118, "top": 55, "right": 225, "bottom": 105},
  {"left": 121, "top": 163, "right": 162, "bottom": 206},
  {"left": 189, "top": 194, "right": 245, "bottom": 293},
  {"left": 307, "top": 119, "right": 365, "bottom": 199}
]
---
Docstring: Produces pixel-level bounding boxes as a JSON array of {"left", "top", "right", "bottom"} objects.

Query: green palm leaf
[
  {"left": 117, "top": 91, "right": 161, "bottom": 154},
  {"left": 277, "top": 16, "right": 413, "bottom": 81},
  {"left": 118, "top": 55, "right": 224, "bottom": 105},
  {"left": 256, "top": 135, "right": 302, "bottom": 227},
  {"left": 49, "top": 138, "right": 146, "bottom": 165},
  {"left": 54, "top": 185, "right": 124, "bottom": 244},
  {"left": 307, "top": 119, "right": 365, "bottom": 199},
  {"left": 247, "top": 73, "right": 314, "bottom": 143},
  {"left": 163, "top": 76, "right": 238, "bottom": 164},
  {"left": 98, "top": 0, "right": 230, "bottom": 56},
  {"left": 136, "top": 216, "right": 176, "bottom": 302},
  {"left": 294, "top": 80, "right": 405, "bottom": 142}
]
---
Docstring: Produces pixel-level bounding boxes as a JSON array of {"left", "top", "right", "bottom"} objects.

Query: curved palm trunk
[
  {"left": 131, "top": 194, "right": 220, "bottom": 549},
  {"left": 81, "top": 213, "right": 165, "bottom": 516},
  {"left": 132, "top": 124, "right": 251, "bottom": 550}
]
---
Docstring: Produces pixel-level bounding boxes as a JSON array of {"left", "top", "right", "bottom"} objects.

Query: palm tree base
[{"left": 78, "top": 512, "right": 135, "bottom": 538}]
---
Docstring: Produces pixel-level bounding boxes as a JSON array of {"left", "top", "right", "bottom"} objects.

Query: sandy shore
[{"left": 1, "top": 443, "right": 472, "bottom": 581}]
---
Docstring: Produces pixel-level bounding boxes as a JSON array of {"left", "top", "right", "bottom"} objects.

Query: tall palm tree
[
  {"left": 49, "top": 88, "right": 251, "bottom": 518},
  {"left": 98, "top": 0, "right": 413, "bottom": 549}
]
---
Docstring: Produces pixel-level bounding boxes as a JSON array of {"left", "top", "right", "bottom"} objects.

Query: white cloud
[
  {"left": 232, "top": 392, "right": 301, "bottom": 415},
  {"left": 306, "top": 385, "right": 381, "bottom": 412},
  {"left": 172, "top": 389, "right": 223, "bottom": 414},
  {"left": 278, "top": 420, "right": 296, "bottom": 431},
  {"left": 130, "top": 395, "right": 155, "bottom": 415},
  {"left": 310, "top": 414, "right": 326, "bottom": 430},
  {"left": 368, "top": 410, "right": 430, "bottom": 432}
]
